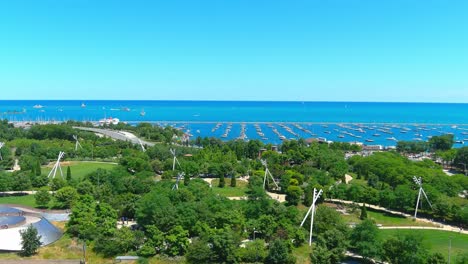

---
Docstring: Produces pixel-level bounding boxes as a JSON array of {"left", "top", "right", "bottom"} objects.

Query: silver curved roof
[
  {"left": 0, "top": 206, "right": 22, "bottom": 214},
  {"left": 0, "top": 216, "right": 62, "bottom": 251},
  {"left": 0, "top": 216, "right": 25, "bottom": 226}
]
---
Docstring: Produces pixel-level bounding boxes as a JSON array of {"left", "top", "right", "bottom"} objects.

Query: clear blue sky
[{"left": 0, "top": 0, "right": 467, "bottom": 102}]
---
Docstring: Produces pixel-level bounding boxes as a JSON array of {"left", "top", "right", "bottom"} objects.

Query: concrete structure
[{"left": 0, "top": 206, "right": 62, "bottom": 251}]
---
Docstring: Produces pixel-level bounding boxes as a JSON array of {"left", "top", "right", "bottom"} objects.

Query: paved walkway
[{"left": 327, "top": 198, "right": 467, "bottom": 235}]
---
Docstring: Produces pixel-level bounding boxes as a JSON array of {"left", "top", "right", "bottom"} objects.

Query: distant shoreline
[
  {"left": 8, "top": 120, "right": 468, "bottom": 126},
  {"left": 0, "top": 100, "right": 467, "bottom": 104}
]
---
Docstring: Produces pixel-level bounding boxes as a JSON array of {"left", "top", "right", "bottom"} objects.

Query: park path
[{"left": 327, "top": 198, "right": 468, "bottom": 235}]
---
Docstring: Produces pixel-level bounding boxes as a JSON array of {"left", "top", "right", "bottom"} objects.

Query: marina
[
  {"left": 7, "top": 119, "right": 468, "bottom": 147},
  {"left": 1, "top": 101, "right": 468, "bottom": 147}
]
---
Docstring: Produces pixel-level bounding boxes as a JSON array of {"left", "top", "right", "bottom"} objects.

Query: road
[{"left": 73, "top": 126, "right": 154, "bottom": 147}]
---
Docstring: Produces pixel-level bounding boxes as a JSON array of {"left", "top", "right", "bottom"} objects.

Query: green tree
[
  {"left": 382, "top": 233, "right": 427, "bottom": 264},
  {"left": 184, "top": 173, "right": 190, "bottom": 186},
  {"left": 66, "top": 166, "right": 72, "bottom": 181},
  {"left": 455, "top": 252, "right": 468, "bottom": 264},
  {"left": 66, "top": 195, "right": 97, "bottom": 240},
  {"left": 76, "top": 180, "right": 95, "bottom": 195},
  {"left": 94, "top": 227, "right": 143, "bottom": 257},
  {"left": 164, "top": 225, "right": 190, "bottom": 256},
  {"left": 427, "top": 252, "right": 447, "bottom": 264},
  {"left": 350, "top": 219, "right": 380, "bottom": 260},
  {"left": 20, "top": 224, "right": 42, "bottom": 256},
  {"left": 360, "top": 204, "right": 368, "bottom": 220},
  {"left": 50, "top": 177, "right": 66, "bottom": 191},
  {"left": 454, "top": 146, "right": 468, "bottom": 174},
  {"left": 313, "top": 229, "right": 348, "bottom": 264},
  {"left": 35, "top": 160, "right": 42, "bottom": 176},
  {"left": 219, "top": 174, "right": 225, "bottom": 188},
  {"left": 12, "top": 172, "right": 32, "bottom": 191},
  {"left": 238, "top": 239, "right": 267, "bottom": 263},
  {"left": 186, "top": 238, "right": 215, "bottom": 264},
  {"left": 265, "top": 239, "right": 295, "bottom": 264},
  {"left": 35, "top": 187, "right": 51, "bottom": 208},
  {"left": 310, "top": 244, "right": 333, "bottom": 264},
  {"left": 138, "top": 225, "right": 165, "bottom": 257},
  {"left": 230, "top": 175, "right": 236, "bottom": 187},
  {"left": 429, "top": 134, "right": 454, "bottom": 151},
  {"left": 286, "top": 185, "right": 303, "bottom": 206},
  {"left": 54, "top": 186, "right": 78, "bottom": 209}
]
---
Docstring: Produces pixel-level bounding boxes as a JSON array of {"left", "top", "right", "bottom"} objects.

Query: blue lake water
[{"left": 1, "top": 100, "right": 467, "bottom": 146}]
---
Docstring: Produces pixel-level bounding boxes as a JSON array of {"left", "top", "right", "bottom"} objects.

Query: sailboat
[{"left": 140, "top": 109, "right": 146, "bottom": 116}]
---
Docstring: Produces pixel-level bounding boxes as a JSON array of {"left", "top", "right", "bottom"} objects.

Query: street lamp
[{"left": 459, "top": 163, "right": 467, "bottom": 176}]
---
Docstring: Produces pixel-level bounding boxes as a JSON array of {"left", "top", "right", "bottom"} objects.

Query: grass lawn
[
  {"left": 0, "top": 230, "right": 183, "bottom": 264},
  {"left": 0, "top": 194, "right": 37, "bottom": 207},
  {"left": 210, "top": 178, "right": 248, "bottom": 197},
  {"left": 338, "top": 206, "right": 437, "bottom": 227},
  {"left": 42, "top": 161, "right": 118, "bottom": 180},
  {"left": 292, "top": 244, "right": 312, "bottom": 264},
  {"left": 379, "top": 229, "right": 468, "bottom": 260}
]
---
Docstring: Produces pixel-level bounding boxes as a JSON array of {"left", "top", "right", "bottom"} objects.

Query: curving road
[{"left": 73, "top": 126, "right": 154, "bottom": 147}]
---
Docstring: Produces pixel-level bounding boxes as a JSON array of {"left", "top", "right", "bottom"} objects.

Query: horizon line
[{"left": 0, "top": 99, "right": 467, "bottom": 104}]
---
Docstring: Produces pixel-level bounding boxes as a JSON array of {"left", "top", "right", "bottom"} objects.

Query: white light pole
[
  {"left": 300, "top": 188, "right": 323, "bottom": 246},
  {"left": 172, "top": 172, "right": 184, "bottom": 190},
  {"left": 0, "top": 142, "right": 4, "bottom": 160},
  {"left": 138, "top": 138, "right": 146, "bottom": 152},
  {"left": 170, "top": 149, "right": 182, "bottom": 171},
  {"left": 413, "top": 176, "right": 432, "bottom": 219},
  {"left": 73, "top": 135, "right": 82, "bottom": 151},
  {"left": 261, "top": 159, "right": 279, "bottom": 190},
  {"left": 48, "top": 151, "right": 65, "bottom": 179}
]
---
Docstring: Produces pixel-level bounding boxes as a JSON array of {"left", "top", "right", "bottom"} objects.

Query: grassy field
[
  {"left": 42, "top": 161, "right": 118, "bottom": 180},
  {"left": 338, "top": 206, "right": 437, "bottom": 227},
  {"left": 210, "top": 178, "right": 248, "bottom": 197},
  {"left": 0, "top": 235, "right": 184, "bottom": 264},
  {"left": 292, "top": 244, "right": 312, "bottom": 264},
  {"left": 0, "top": 194, "right": 37, "bottom": 207},
  {"left": 379, "top": 229, "right": 468, "bottom": 260}
]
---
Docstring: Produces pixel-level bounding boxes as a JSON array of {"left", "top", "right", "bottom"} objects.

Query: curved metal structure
[{"left": 0, "top": 206, "right": 63, "bottom": 251}]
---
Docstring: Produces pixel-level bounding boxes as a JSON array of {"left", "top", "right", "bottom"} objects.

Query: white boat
[
  {"left": 386, "top": 137, "right": 397, "bottom": 141},
  {"left": 81, "top": 102, "right": 86, "bottom": 108},
  {"left": 140, "top": 109, "right": 146, "bottom": 116},
  {"left": 33, "top": 104, "right": 44, "bottom": 109},
  {"left": 99, "top": 117, "right": 120, "bottom": 125}
]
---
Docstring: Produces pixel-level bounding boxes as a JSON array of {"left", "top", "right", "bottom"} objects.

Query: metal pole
[
  {"left": 309, "top": 203, "right": 315, "bottom": 246},
  {"left": 448, "top": 237, "right": 452, "bottom": 264},
  {"left": 414, "top": 188, "right": 422, "bottom": 218},
  {"left": 253, "top": 229, "right": 258, "bottom": 263}
]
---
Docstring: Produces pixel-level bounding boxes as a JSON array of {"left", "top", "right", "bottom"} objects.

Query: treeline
[
  {"left": 344, "top": 152, "right": 468, "bottom": 225},
  {"left": 1, "top": 121, "right": 467, "bottom": 262}
]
